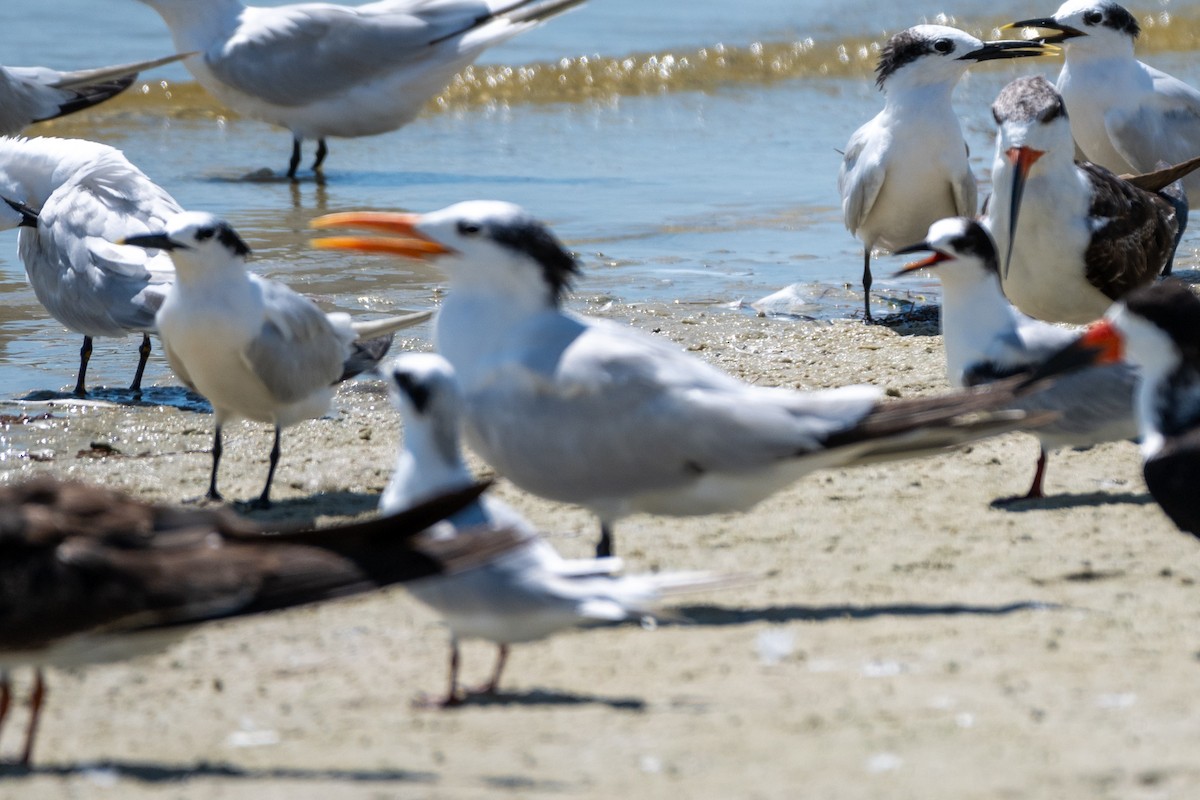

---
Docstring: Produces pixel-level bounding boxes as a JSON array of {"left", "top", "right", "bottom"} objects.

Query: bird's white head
[
  {"left": 1009, "top": 1, "right": 1140, "bottom": 56},
  {"left": 874, "top": 25, "right": 1052, "bottom": 93},
  {"left": 312, "top": 200, "right": 581, "bottom": 309},
  {"left": 120, "top": 210, "right": 252, "bottom": 276},
  {"left": 893, "top": 217, "right": 1000, "bottom": 281},
  {"left": 383, "top": 352, "right": 470, "bottom": 493}
]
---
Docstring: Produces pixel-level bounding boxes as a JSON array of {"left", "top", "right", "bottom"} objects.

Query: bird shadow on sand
[
  {"left": 0, "top": 760, "right": 437, "bottom": 784},
  {"left": 870, "top": 302, "right": 940, "bottom": 336},
  {"left": 668, "top": 600, "right": 1057, "bottom": 627},
  {"left": 20, "top": 386, "right": 211, "bottom": 413},
  {"left": 431, "top": 688, "right": 645, "bottom": 711},
  {"left": 990, "top": 491, "right": 1154, "bottom": 512}
]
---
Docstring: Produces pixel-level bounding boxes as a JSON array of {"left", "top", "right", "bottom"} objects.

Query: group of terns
[{"left": 0, "top": 0, "right": 1199, "bottom": 769}]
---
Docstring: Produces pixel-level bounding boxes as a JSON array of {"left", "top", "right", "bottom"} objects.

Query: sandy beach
[{"left": 1, "top": 302, "right": 1196, "bottom": 800}]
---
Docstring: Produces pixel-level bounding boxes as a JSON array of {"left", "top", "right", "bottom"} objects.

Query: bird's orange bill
[
  {"left": 893, "top": 249, "right": 951, "bottom": 276},
  {"left": 310, "top": 212, "right": 452, "bottom": 259}
]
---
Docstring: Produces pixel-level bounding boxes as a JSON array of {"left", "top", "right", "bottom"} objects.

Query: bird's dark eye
[
  {"left": 195, "top": 227, "right": 215, "bottom": 241},
  {"left": 1083, "top": 9, "right": 1102, "bottom": 24},
  {"left": 457, "top": 221, "right": 481, "bottom": 236},
  {"left": 933, "top": 38, "right": 954, "bottom": 54}
]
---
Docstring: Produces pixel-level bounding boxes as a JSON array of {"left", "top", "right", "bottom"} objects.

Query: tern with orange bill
[{"left": 313, "top": 201, "right": 1054, "bottom": 557}]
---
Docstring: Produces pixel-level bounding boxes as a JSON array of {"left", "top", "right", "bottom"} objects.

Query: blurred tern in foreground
[
  {"left": 314, "top": 201, "right": 1053, "bottom": 557},
  {"left": 0, "top": 53, "right": 188, "bottom": 136},
  {"left": 123, "top": 211, "right": 433, "bottom": 508},
  {"left": 383, "top": 353, "right": 735, "bottom": 705},
  {"left": 1028, "top": 282, "right": 1200, "bottom": 537},
  {"left": 0, "top": 475, "right": 505, "bottom": 765},
  {"left": 838, "top": 25, "right": 1052, "bottom": 321},
  {"left": 985, "top": 75, "right": 1191, "bottom": 324},
  {"left": 1008, "top": 1, "right": 1200, "bottom": 198},
  {"left": 136, "top": 0, "right": 587, "bottom": 178},
  {"left": 895, "top": 217, "right": 1136, "bottom": 501},
  {"left": 0, "top": 136, "right": 183, "bottom": 396}
]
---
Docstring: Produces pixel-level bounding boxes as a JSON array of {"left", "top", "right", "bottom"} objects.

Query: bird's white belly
[{"left": 860, "top": 154, "right": 967, "bottom": 251}]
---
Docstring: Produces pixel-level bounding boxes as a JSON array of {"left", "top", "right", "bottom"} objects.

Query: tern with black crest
[
  {"left": 838, "top": 25, "right": 1052, "bottom": 320},
  {"left": 1008, "top": 1, "right": 1200, "bottom": 198},
  {"left": 383, "top": 353, "right": 735, "bottom": 706},
  {"left": 985, "top": 75, "right": 1186, "bottom": 325},
  {"left": 135, "top": 0, "right": 587, "bottom": 178},
  {"left": 123, "top": 211, "right": 432, "bottom": 507},
  {"left": 314, "top": 201, "right": 1052, "bottom": 557},
  {"left": 895, "top": 217, "right": 1136, "bottom": 501}
]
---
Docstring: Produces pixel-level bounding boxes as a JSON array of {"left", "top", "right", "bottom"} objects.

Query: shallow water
[{"left": 0, "top": 0, "right": 1197, "bottom": 397}]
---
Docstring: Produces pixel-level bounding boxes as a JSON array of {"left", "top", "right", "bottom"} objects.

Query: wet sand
[{"left": 1, "top": 303, "right": 1196, "bottom": 799}]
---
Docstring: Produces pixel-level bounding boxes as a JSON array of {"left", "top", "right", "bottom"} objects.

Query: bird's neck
[
  {"left": 883, "top": 79, "right": 957, "bottom": 115},
  {"left": 146, "top": 0, "right": 245, "bottom": 49},
  {"left": 1064, "top": 38, "right": 1137, "bottom": 68},
  {"left": 937, "top": 269, "right": 1019, "bottom": 387},
  {"left": 171, "top": 258, "right": 255, "bottom": 295},
  {"left": 435, "top": 286, "right": 554, "bottom": 385},
  {"left": 383, "top": 427, "right": 475, "bottom": 514}
]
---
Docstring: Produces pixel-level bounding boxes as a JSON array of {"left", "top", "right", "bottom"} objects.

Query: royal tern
[
  {"left": 135, "top": 0, "right": 587, "bottom": 178},
  {"left": 0, "top": 136, "right": 184, "bottom": 396},
  {"left": 0, "top": 475, "right": 506, "bottom": 765},
  {"left": 122, "top": 211, "right": 432, "bottom": 507},
  {"left": 837, "top": 25, "right": 1051, "bottom": 321},
  {"left": 985, "top": 75, "right": 1186, "bottom": 324},
  {"left": 313, "top": 200, "right": 1052, "bottom": 557},
  {"left": 894, "top": 217, "right": 1136, "bottom": 501},
  {"left": 1029, "top": 281, "right": 1200, "bottom": 536},
  {"left": 382, "top": 352, "right": 735, "bottom": 705},
  {"left": 1008, "top": 1, "right": 1200, "bottom": 198},
  {"left": 0, "top": 53, "right": 189, "bottom": 136}
]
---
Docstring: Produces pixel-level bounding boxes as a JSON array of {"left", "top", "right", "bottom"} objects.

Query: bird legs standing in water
[
  {"left": 207, "top": 424, "right": 282, "bottom": 509},
  {"left": 287, "top": 137, "right": 329, "bottom": 180},
  {"left": 72, "top": 333, "right": 153, "bottom": 396}
]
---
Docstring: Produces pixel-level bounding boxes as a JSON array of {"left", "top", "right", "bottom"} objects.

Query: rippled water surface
[{"left": 0, "top": 0, "right": 1197, "bottom": 397}]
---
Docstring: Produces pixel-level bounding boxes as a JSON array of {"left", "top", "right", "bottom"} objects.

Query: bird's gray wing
[
  {"left": 465, "top": 316, "right": 881, "bottom": 501},
  {"left": 1106, "top": 65, "right": 1200, "bottom": 175},
  {"left": 208, "top": 0, "right": 495, "bottom": 106},
  {"left": 0, "top": 66, "right": 73, "bottom": 135},
  {"left": 838, "top": 121, "right": 886, "bottom": 235},
  {"left": 241, "top": 277, "right": 349, "bottom": 404}
]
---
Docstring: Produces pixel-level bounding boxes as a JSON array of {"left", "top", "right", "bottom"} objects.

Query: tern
[
  {"left": 0, "top": 136, "right": 184, "bottom": 396},
  {"left": 985, "top": 75, "right": 1188, "bottom": 324},
  {"left": 0, "top": 475, "right": 507, "bottom": 765},
  {"left": 382, "top": 352, "right": 735, "bottom": 705},
  {"left": 894, "top": 217, "right": 1136, "bottom": 501},
  {"left": 1027, "top": 281, "right": 1200, "bottom": 537},
  {"left": 135, "top": 0, "right": 587, "bottom": 178},
  {"left": 0, "top": 53, "right": 189, "bottom": 136},
  {"left": 837, "top": 25, "right": 1051, "bottom": 321},
  {"left": 313, "top": 200, "right": 1053, "bottom": 557},
  {"left": 122, "top": 211, "right": 434, "bottom": 508},
  {"left": 1009, "top": 1, "right": 1200, "bottom": 197}
]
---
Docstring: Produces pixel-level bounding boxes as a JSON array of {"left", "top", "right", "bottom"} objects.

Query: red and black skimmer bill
[
  {"left": 382, "top": 352, "right": 737, "bottom": 706},
  {"left": 0, "top": 53, "right": 188, "bottom": 136},
  {"left": 894, "top": 217, "right": 1136, "bottom": 501},
  {"left": 1008, "top": 1, "right": 1200, "bottom": 198},
  {"left": 1028, "top": 281, "right": 1200, "bottom": 536},
  {"left": 0, "top": 137, "right": 184, "bottom": 396},
  {"left": 838, "top": 25, "right": 1053, "bottom": 321},
  {"left": 121, "top": 212, "right": 432, "bottom": 508},
  {"left": 313, "top": 201, "right": 1053, "bottom": 557},
  {"left": 134, "top": 0, "right": 587, "bottom": 179},
  {"left": 985, "top": 74, "right": 1189, "bottom": 324},
  {"left": 0, "top": 475, "right": 505, "bottom": 765}
]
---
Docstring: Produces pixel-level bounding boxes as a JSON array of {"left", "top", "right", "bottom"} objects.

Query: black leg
[
  {"left": 442, "top": 639, "right": 462, "bottom": 707},
  {"left": 207, "top": 425, "right": 224, "bottom": 501},
  {"left": 0, "top": 669, "right": 10, "bottom": 742},
  {"left": 862, "top": 250, "right": 873, "bottom": 322},
  {"left": 252, "top": 426, "right": 282, "bottom": 509},
  {"left": 1024, "top": 448, "right": 1048, "bottom": 500},
  {"left": 129, "top": 333, "right": 151, "bottom": 393},
  {"left": 312, "top": 138, "right": 328, "bottom": 173},
  {"left": 596, "top": 523, "right": 613, "bottom": 558},
  {"left": 477, "top": 645, "right": 508, "bottom": 695},
  {"left": 73, "top": 336, "right": 93, "bottom": 397},
  {"left": 19, "top": 669, "right": 45, "bottom": 767},
  {"left": 287, "top": 137, "right": 302, "bottom": 180}
]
